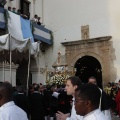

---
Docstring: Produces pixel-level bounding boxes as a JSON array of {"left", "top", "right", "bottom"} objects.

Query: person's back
[
  {"left": 58, "top": 89, "right": 72, "bottom": 114},
  {"left": 14, "top": 92, "right": 30, "bottom": 118},
  {"left": 0, "top": 101, "right": 28, "bottom": 120},
  {"left": 29, "top": 84, "right": 45, "bottom": 120},
  {"left": 82, "top": 109, "right": 107, "bottom": 120},
  {"left": 0, "top": 82, "right": 28, "bottom": 120}
]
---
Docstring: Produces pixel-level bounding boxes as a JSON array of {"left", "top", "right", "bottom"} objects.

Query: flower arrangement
[{"left": 48, "top": 73, "right": 70, "bottom": 85}]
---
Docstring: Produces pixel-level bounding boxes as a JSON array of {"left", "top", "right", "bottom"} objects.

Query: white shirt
[
  {"left": 99, "top": 88, "right": 111, "bottom": 120},
  {"left": 52, "top": 92, "right": 60, "bottom": 98},
  {"left": 66, "top": 98, "right": 83, "bottom": 120},
  {"left": 32, "top": 18, "right": 38, "bottom": 23},
  {"left": 83, "top": 109, "right": 107, "bottom": 120},
  {"left": 0, "top": 101, "right": 28, "bottom": 120}
]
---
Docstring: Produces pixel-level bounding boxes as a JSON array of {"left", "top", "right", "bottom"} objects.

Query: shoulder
[
  {"left": 0, "top": 105, "right": 28, "bottom": 120},
  {"left": 94, "top": 109, "right": 107, "bottom": 120}
]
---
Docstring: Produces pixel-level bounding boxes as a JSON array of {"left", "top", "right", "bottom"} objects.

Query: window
[{"left": 20, "top": 0, "right": 30, "bottom": 15}]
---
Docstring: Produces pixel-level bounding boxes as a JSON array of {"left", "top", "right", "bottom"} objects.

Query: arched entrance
[
  {"left": 61, "top": 36, "right": 114, "bottom": 86},
  {"left": 75, "top": 56, "right": 102, "bottom": 88}
]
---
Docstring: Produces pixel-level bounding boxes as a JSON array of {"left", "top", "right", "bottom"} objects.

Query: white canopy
[
  {"left": 0, "top": 34, "right": 40, "bottom": 90},
  {"left": 0, "top": 34, "right": 40, "bottom": 62}
]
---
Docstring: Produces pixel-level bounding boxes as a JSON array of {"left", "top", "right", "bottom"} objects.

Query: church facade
[
  {"left": 1, "top": 0, "right": 120, "bottom": 86},
  {"left": 38, "top": 0, "right": 120, "bottom": 86}
]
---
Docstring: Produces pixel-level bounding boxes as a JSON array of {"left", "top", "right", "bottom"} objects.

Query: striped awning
[{"left": 33, "top": 23, "right": 52, "bottom": 44}]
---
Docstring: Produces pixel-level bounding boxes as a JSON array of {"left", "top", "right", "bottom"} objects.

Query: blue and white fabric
[
  {"left": 8, "top": 11, "right": 34, "bottom": 42},
  {"left": 0, "top": 7, "right": 5, "bottom": 29},
  {"left": 33, "top": 23, "right": 52, "bottom": 44}
]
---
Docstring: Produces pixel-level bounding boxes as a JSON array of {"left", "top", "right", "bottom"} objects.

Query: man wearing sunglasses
[{"left": 74, "top": 83, "right": 107, "bottom": 120}]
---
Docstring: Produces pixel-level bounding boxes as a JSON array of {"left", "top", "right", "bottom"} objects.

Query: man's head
[
  {"left": 34, "top": 84, "right": 40, "bottom": 91},
  {"left": 107, "top": 82, "right": 111, "bottom": 87},
  {"left": 118, "top": 80, "right": 120, "bottom": 86},
  {"left": 111, "top": 82, "right": 116, "bottom": 88},
  {"left": 34, "top": 14, "right": 38, "bottom": 18},
  {"left": 51, "top": 84, "right": 57, "bottom": 92},
  {"left": 65, "top": 76, "right": 82, "bottom": 96},
  {"left": 17, "top": 86, "right": 24, "bottom": 93},
  {"left": 74, "top": 83, "right": 101, "bottom": 116},
  {"left": 0, "top": 82, "right": 13, "bottom": 106},
  {"left": 38, "top": 17, "right": 41, "bottom": 20},
  {"left": 8, "top": 6, "right": 11, "bottom": 11},
  {"left": 12, "top": 7, "right": 16, "bottom": 12},
  {"left": 88, "top": 76, "right": 97, "bottom": 85}
]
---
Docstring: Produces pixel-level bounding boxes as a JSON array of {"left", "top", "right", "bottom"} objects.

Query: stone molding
[
  {"left": 0, "top": 62, "right": 18, "bottom": 71},
  {"left": 61, "top": 36, "right": 113, "bottom": 84}
]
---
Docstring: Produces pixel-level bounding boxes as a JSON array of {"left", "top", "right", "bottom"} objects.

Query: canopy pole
[
  {"left": 38, "top": 43, "right": 40, "bottom": 84},
  {"left": 3, "top": 51, "right": 5, "bottom": 82},
  {"left": 3, "top": 61, "right": 4, "bottom": 82},
  {"left": 26, "top": 45, "right": 31, "bottom": 95},
  {"left": 9, "top": 34, "right": 12, "bottom": 84},
  {"left": 10, "top": 49, "right": 12, "bottom": 84}
]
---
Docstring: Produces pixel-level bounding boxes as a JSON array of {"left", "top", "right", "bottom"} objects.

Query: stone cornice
[
  {"left": 0, "top": 62, "right": 18, "bottom": 71},
  {"left": 61, "top": 36, "right": 112, "bottom": 46},
  {"left": 0, "top": 63, "right": 18, "bottom": 69}
]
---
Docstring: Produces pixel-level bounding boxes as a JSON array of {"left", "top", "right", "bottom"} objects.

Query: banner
[{"left": 8, "top": 11, "right": 34, "bottom": 42}]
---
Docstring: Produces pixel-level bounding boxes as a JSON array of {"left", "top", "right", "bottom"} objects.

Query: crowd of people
[
  {"left": 0, "top": 76, "right": 116, "bottom": 120},
  {"left": 104, "top": 80, "right": 120, "bottom": 118},
  {"left": 7, "top": 6, "right": 30, "bottom": 20},
  {"left": 32, "top": 14, "right": 42, "bottom": 25},
  {"left": 7, "top": 6, "right": 42, "bottom": 26}
]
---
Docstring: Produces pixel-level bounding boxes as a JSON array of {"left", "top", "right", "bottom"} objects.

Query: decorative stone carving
[
  {"left": 40, "top": 68, "right": 46, "bottom": 74},
  {"left": 52, "top": 55, "right": 67, "bottom": 68},
  {"left": 81, "top": 25, "right": 89, "bottom": 40},
  {"left": 61, "top": 36, "right": 116, "bottom": 84}
]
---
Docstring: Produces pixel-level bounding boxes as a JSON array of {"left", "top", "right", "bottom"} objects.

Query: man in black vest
[{"left": 29, "top": 84, "right": 45, "bottom": 120}]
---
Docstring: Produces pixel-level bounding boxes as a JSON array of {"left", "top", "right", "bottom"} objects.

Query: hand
[{"left": 56, "top": 111, "right": 70, "bottom": 120}]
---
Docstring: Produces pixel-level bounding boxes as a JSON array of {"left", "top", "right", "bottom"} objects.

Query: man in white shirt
[
  {"left": 0, "top": 82, "right": 28, "bottom": 120},
  {"left": 88, "top": 77, "right": 111, "bottom": 120},
  {"left": 74, "top": 83, "right": 107, "bottom": 120},
  {"left": 56, "top": 76, "right": 83, "bottom": 120}
]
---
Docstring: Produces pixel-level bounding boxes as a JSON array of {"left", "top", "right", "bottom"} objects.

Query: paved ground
[{"left": 111, "top": 113, "right": 120, "bottom": 120}]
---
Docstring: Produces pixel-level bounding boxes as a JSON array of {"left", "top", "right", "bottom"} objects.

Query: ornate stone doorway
[
  {"left": 75, "top": 55, "right": 102, "bottom": 88},
  {"left": 61, "top": 36, "right": 116, "bottom": 86}
]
